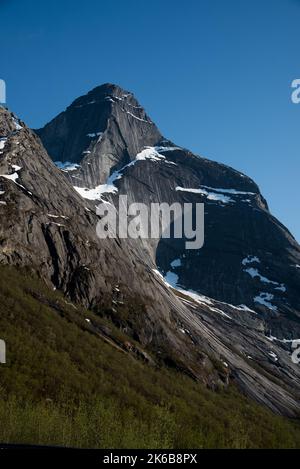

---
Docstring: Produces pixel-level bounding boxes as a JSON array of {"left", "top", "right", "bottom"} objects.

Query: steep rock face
[
  {"left": 115, "top": 149, "right": 300, "bottom": 339},
  {"left": 2, "top": 86, "right": 300, "bottom": 417},
  {"left": 37, "top": 84, "right": 300, "bottom": 341},
  {"left": 36, "top": 84, "right": 162, "bottom": 187},
  {"left": 0, "top": 106, "right": 229, "bottom": 390}
]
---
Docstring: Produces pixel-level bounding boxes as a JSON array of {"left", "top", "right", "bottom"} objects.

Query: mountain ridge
[{"left": 1, "top": 86, "right": 300, "bottom": 416}]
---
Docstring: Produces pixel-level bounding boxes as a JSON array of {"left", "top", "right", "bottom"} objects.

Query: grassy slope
[{"left": 0, "top": 265, "right": 299, "bottom": 449}]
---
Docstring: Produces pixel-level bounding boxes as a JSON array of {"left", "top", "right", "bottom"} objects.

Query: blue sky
[{"left": 1, "top": 0, "right": 300, "bottom": 240}]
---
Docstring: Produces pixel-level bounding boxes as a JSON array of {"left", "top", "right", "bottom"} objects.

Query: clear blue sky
[{"left": 1, "top": 0, "right": 300, "bottom": 241}]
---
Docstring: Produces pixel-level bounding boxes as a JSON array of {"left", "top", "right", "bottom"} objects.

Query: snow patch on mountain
[
  {"left": 74, "top": 147, "right": 176, "bottom": 200},
  {"left": 74, "top": 185, "right": 114, "bottom": 201},
  {"left": 254, "top": 293, "right": 277, "bottom": 311},
  {"left": 244, "top": 268, "right": 278, "bottom": 285},
  {"left": 242, "top": 255, "right": 261, "bottom": 266},
  {"left": 176, "top": 185, "right": 257, "bottom": 205},
  {"left": 170, "top": 258, "right": 182, "bottom": 268},
  {"left": 87, "top": 132, "right": 102, "bottom": 138},
  {"left": 242, "top": 256, "right": 286, "bottom": 294},
  {"left": 274, "top": 284, "right": 287, "bottom": 292},
  {"left": 0, "top": 137, "right": 7, "bottom": 152},
  {"left": 0, "top": 164, "right": 32, "bottom": 195},
  {"left": 154, "top": 146, "right": 182, "bottom": 153},
  {"left": 133, "top": 147, "right": 166, "bottom": 163},
  {"left": 243, "top": 266, "right": 286, "bottom": 293},
  {"left": 1, "top": 172, "right": 19, "bottom": 183},
  {"left": 176, "top": 186, "right": 234, "bottom": 204},
  {"left": 164, "top": 270, "right": 179, "bottom": 287},
  {"left": 152, "top": 269, "right": 232, "bottom": 320},
  {"left": 12, "top": 116, "right": 23, "bottom": 131},
  {"left": 229, "top": 303, "right": 257, "bottom": 314},
  {"left": 55, "top": 161, "right": 80, "bottom": 172},
  {"left": 266, "top": 335, "right": 300, "bottom": 344},
  {"left": 200, "top": 185, "right": 256, "bottom": 196},
  {"left": 125, "top": 110, "right": 152, "bottom": 124}
]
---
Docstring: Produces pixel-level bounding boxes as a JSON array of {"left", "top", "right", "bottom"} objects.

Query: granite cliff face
[
  {"left": 37, "top": 84, "right": 300, "bottom": 341},
  {"left": 36, "top": 84, "right": 162, "bottom": 188},
  {"left": 1, "top": 84, "right": 300, "bottom": 416}
]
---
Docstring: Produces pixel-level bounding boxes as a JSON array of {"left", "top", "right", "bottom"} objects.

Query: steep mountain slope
[
  {"left": 1, "top": 265, "right": 300, "bottom": 449},
  {"left": 1, "top": 85, "right": 300, "bottom": 417},
  {"left": 0, "top": 106, "right": 230, "bottom": 388},
  {"left": 36, "top": 84, "right": 300, "bottom": 340}
]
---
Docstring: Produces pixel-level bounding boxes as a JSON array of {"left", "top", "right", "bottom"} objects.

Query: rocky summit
[{"left": 1, "top": 84, "right": 300, "bottom": 417}]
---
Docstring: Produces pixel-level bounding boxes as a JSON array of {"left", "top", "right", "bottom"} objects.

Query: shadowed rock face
[{"left": 1, "top": 84, "right": 300, "bottom": 417}]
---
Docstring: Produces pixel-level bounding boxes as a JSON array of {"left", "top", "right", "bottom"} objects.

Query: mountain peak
[
  {"left": 3, "top": 86, "right": 300, "bottom": 418},
  {"left": 89, "top": 82, "right": 132, "bottom": 97},
  {"left": 36, "top": 84, "right": 162, "bottom": 185},
  {"left": 69, "top": 83, "right": 138, "bottom": 111}
]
